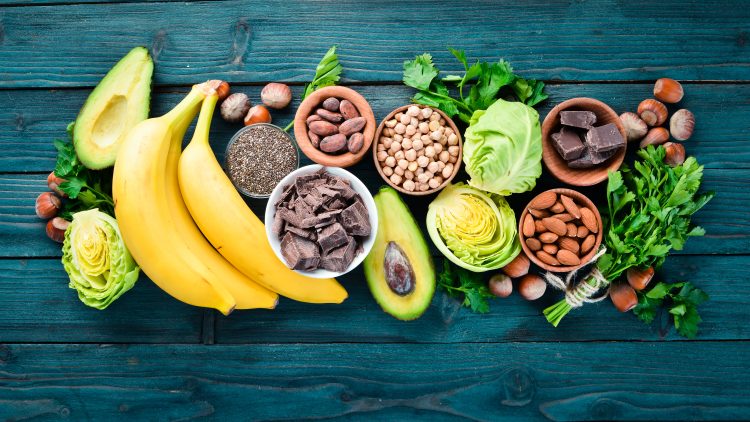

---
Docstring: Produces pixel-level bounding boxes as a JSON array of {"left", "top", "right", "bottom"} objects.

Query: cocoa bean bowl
[
  {"left": 518, "top": 188, "right": 603, "bottom": 273},
  {"left": 294, "top": 86, "right": 376, "bottom": 168}
]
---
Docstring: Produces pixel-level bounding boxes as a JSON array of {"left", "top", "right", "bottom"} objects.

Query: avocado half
[
  {"left": 73, "top": 46, "right": 154, "bottom": 169},
  {"left": 364, "top": 186, "right": 435, "bottom": 320}
]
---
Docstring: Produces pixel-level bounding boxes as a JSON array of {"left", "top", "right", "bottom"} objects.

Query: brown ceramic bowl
[
  {"left": 294, "top": 86, "right": 376, "bottom": 168},
  {"left": 542, "top": 97, "right": 626, "bottom": 186},
  {"left": 518, "top": 188, "right": 603, "bottom": 273},
  {"left": 373, "top": 104, "right": 462, "bottom": 196}
]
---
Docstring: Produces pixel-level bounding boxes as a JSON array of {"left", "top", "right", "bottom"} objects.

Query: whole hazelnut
[
  {"left": 46, "top": 217, "right": 70, "bottom": 243},
  {"left": 488, "top": 274, "right": 513, "bottom": 298},
  {"left": 261, "top": 83, "right": 292, "bottom": 109},
  {"left": 502, "top": 253, "right": 530, "bottom": 278},
  {"left": 637, "top": 99, "right": 668, "bottom": 127},
  {"left": 610, "top": 282, "right": 638, "bottom": 312},
  {"left": 35, "top": 192, "right": 61, "bottom": 219},
  {"left": 47, "top": 171, "right": 67, "bottom": 197},
  {"left": 518, "top": 274, "right": 547, "bottom": 301},
  {"left": 244, "top": 105, "right": 272, "bottom": 126},
  {"left": 653, "top": 78, "right": 684, "bottom": 103},
  {"left": 220, "top": 93, "right": 251, "bottom": 123},
  {"left": 619, "top": 112, "right": 648, "bottom": 142},
  {"left": 669, "top": 109, "right": 695, "bottom": 141},
  {"left": 639, "top": 127, "right": 670, "bottom": 149},
  {"left": 663, "top": 142, "right": 686, "bottom": 167},
  {"left": 627, "top": 266, "right": 654, "bottom": 291},
  {"left": 205, "top": 80, "right": 230, "bottom": 101}
]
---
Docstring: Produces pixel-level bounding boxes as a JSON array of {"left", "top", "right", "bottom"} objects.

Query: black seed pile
[{"left": 226, "top": 125, "right": 298, "bottom": 196}]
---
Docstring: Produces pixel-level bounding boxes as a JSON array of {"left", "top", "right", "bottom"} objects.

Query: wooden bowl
[
  {"left": 294, "top": 86, "right": 376, "bottom": 168},
  {"left": 372, "top": 104, "right": 462, "bottom": 196},
  {"left": 541, "top": 97, "right": 626, "bottom": 186},
  {"left": 518, "top": 188, "right": 603, "bottom": 273}
]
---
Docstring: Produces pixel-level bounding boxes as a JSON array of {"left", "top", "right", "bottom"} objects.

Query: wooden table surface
[{"left": 1, "top": 1, "right": 748, "bottom": 420}]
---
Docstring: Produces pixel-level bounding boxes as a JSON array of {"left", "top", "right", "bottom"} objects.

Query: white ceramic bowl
[{"left": 264, "top": 164, "right": 379, "bottom": 279}]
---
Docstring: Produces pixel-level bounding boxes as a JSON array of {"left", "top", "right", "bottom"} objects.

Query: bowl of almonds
[
  {"left": 373, "top": 104, "right": 462, "bottom": 195},
  {"left": 519, "top": 188, "right": 603, "bottom": 272}
]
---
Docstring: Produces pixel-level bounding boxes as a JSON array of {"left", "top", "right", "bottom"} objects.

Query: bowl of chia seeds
[{"left": 225, "top": 123, "right": 300, "bottom": 198}]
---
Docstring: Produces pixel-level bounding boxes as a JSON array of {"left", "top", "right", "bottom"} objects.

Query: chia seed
[{"left": 226, "top": 124, "right": 299, "bottom": 197}]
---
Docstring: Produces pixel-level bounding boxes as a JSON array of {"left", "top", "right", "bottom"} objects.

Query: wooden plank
[
  {"left": 0, "top": 342, "right": 748, "bottom": 421},
  {"left": 0, "top": 259, "right": 204, "bottom": 343},
  {"left": 0, "top": 0, "right": 748, "bottom": 88},
  {"left": 2, "top": 83, "right": 748, "bottom": 174}
]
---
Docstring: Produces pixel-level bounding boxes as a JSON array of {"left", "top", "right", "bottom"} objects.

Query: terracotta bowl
[
  {"left": 372, "top": 104, "right": 462, "bottom": 196},
  {"left": 294, "top": 86, "right": 376, "bottom": 168},
  {"left": 541, "top": 97, "right": 626, "bottom": 186},
  {"left": 518, "top": 188, "right": 603, "bottom": 273}
]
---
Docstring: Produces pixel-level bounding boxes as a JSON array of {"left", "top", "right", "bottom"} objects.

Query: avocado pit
[{"left": 384, "top": 241, "right": 415, "bottom": 296}]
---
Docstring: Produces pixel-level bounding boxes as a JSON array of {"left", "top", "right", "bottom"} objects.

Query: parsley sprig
[
  {"left": 284, "top": 46, "right": 342, "bottom": 132},
  {"left": 437, "top": 259, "right": 494, "bottom": 313},
  {"left": 634, "top": 281, "right": 708, "bottom": 338}
]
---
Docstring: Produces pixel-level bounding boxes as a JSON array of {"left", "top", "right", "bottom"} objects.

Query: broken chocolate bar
[
  {"left": 340, "top": 200, "right": 371, "bottom": 236},
  {"left": 560, "top": 111, "right": 597, "bottom": 129},
  {"left": 280, "top": 232, "right": 320, "bottom": 271},
  {"left": 585, "top": 123, "right": 625, "bottom": 153},
  {"left": 551, "top": 126, "right": 586, "bottom": 160},
  {"left": 320, "top": 239, "right": 357, "bottom": 273},
  {"left": 567, "top": 146, "right": 621, "bottom": 168}
]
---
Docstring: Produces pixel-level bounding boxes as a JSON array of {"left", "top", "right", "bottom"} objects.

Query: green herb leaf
[
  {"left": 637, "top": 281, "right": 708, "bottom": 339},
  {"left": 403, "top": 53, "right": 440, "bottom": 91},
  {"left": 437, "top": 259, "right": 494, "bottom": 314},
  {"left": 302, "top": 46, "right": 342, "bottom": 100}
]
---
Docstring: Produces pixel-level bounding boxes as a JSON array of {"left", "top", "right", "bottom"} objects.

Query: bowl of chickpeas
[{"left": 373, "top": 104, "right": 462, "bottom": 195}]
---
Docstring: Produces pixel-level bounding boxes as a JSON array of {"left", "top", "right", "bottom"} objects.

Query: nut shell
[
  {"left": 35, "top": 192, "right": 61, "bottom": 219},
  {"left": 639, "top": 127, "right": 670, "bottom": 149},
  {"left": 518, "top": 274, "right": 547, "bottom": 301},
  {"left": 663, "top": 142, "right": 686, "bottom": 167},
  {"left": 610, "top": 283, "right": 638, "bottom": 312},
  {"left": 627, "top": 266, "right": 655, "bottom": 291},
  {"left": 637, "top": 99, "right": 668, "bottom": 127},
  {"left": 619, "top": 112, "right": 648, "bottom": 142},
  {"left": 47, "top": 172, "right": 67, "bottom": 197},
  {"left": 261, "top": 83, "right": 292, "bottom": 109},
  {"left": 220, "top": 93, "right": 251, "bottom": 123},
  {"left": 670, "top": 109, "right": 695, "bottom": 141},
  {"left": 502, "top": 253, "right": 530, "bottom": 278},
  {"left": 488, "top": 274, "right": 513, "bottom": 298},
  {"left": 244, "top": 105, "right": 272, "bottom": 126},
  {"left": 46, "top": 217, "right": 69, "bottom": 243},
  {"left": 653, "top": 78, "right": 684, "bottom": 103}
]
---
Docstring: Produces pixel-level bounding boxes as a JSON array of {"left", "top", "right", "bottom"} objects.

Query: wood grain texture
[
  {"left": 0, "top": 0, "right": 748, "bottom": 88},
  {"left": 0, "top": 342, "right": 748, "bottom": 421}
]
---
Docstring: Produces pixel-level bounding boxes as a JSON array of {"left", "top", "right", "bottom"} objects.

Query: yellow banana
[
  {"left": 178, "top": 94, "right": 348, "bottom": 304},
  {"left": 113, "top": 83, "right": 277, "bottom": 314}
]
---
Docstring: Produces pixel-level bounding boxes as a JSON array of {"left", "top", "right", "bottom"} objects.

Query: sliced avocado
[
  {"left": 364, "top": 186, "right": 435, "bottom": 320},
  {"left": 74, "top": 46, "right": 153, "bottom": 169}
]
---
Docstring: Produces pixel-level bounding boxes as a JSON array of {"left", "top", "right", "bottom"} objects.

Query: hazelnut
[
  {"left": 663, "top": 142, "right": 686, "bottom": 167},
  {"left": 669, "top": 109, "right": 695, "bottom": 141},
  {"left": 639, "top": 127, "right": 670, "bottom": 149},
  {"left": 220, "top": 93, "right": 251, "bottom": 123},
  {"left": 206, "top": 80, "right": 230, "bottom": 101},
  {"left": 518, "top": 274, "right": 547, "bottom": 301},
  {"left": 244, "top": 105, "right": 272, "bottom": 126},
  {"left": 627, "top": 266, "right": 654, "bottom": 291},
  {"left": 46, "top": 217, "right": 70, "bottom": 243},
  {"left": 47, "top": 172, "right": 67, "bottom": 197},
  {"left": 261, "top": 83, "right": 292, "bottom": 109},
  {"left": 653, "top": 78, "right": 684, "bottom": 103},
  {"left": 637, "top": 99, "right": 668, "bottom": 127},
  {"left": 35, "top": 192, "right": 61, "bottom": 219},
  {"left": 610, "top": 283, "right": 638, "bottom": 312},
  {"left": 619, "top": 112, "right": 648, "bottom": 142},
  {"left": 502, "top": 253, "right": 530, "bottom": 278},
  {"left": 488, "top": 274, "right": 513, "bottom": 298}
]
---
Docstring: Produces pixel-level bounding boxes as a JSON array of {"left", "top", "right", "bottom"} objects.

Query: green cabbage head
[
  {"left": 62, "top": 209, "right": 139, "bottom": 309},
  {"left": 463, "top": 98, "right": 542, "bottom": 195},
  {"left": 426, "top": 183, "right": 521, "bottom": 272}
]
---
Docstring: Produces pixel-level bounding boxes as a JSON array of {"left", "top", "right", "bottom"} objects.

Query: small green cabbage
[
  {"left": 463, "top": 99, "right": 542, "bottom": 196},
  {"left": 426, "top": 183, "right": 521, "bottom": 272},
  {"left": 62, "top": 209, "right": 139, "bottom": 309}
]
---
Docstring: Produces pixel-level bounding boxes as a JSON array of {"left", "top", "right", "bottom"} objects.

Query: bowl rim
[
  {"left": 293, "top": 86, "right": 376, "bottom": 168},
  {"left": 263, "top": 164, "right": 379, "bottom": 279},
  {"left": 372, "top": 104, "right": 462, "bottom": 196},
  {"left": 541, "top": 97, "right": 626, "bottom": 186},
  {"left": 518, "top": 188, "right": 603, "bottom": 273},
  {"left": 224, "top": 123, "right": 300, "bottom": 199}
]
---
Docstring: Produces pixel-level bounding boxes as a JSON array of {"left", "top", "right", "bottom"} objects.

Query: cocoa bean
[
  {"left": 322, "top": 97, "right": 340, "bottom": 112},
  {"left": 308, "top": 131, "right": 320, "bottom": 148},
  {"left": 319, "top": 133, "right": 347, "bottom": 153},
  {"left": 339, "top": 117, "right": 366, "bottom": 136},
  {"left": 309, "top": 120, "right": 338, "bottom": 137},
  {"left": 339, "top": 100, "right": 360, "bottom": 119},
  {"left": 306, "top": 114, "right": 322, "bottom": 124},
  {"left": 347, "top": 132, "right": 364, "bottom": 153},
  {"left": 316, "top": 108, "right": 343, "bottom": 123}
]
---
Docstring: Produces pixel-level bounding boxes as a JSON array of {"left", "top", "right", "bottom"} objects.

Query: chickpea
[
  {"left": 377, "top": 144, "right": 386, "bottom": 152},
  {"left": 421, "top": 107, "right": 433, "bottom": 120},
  {"left": 407, "top": 105, "right": 421, "bottom": 117},
  {"left": 448, "top": 133, "right": 458, "bottom": 145},
  {"left": 377, "top": 151, "right": 388, "bottom": 162},
  {"left": 410, "top": 117, "right": 419, "bottom": 127},
  {"left": 417, "top": 155, "right": 430, "bottom": 168},
  {"left": 433, "top": 143, "right": 443, "bottom": 154},
  {"left": 428, "top": 120, "right": 441, "bottom": 131},
  {"left": 439, "top": 151, "right": 450, "bottom": 163},
  {"left": 437, "top": 161, "right": 446, "bottom": 172},
  {"left": 412, "top": 139, "right": 424, "bottom": 151},
  {"left": 416, "top": 167, "right": 425, "bottom": 176},
  {"left": 442, "top": 163, "right": 454, "bottom": 179},
  {"left": 405, "top": 125, "right": 416, "bottom": 136},
  {"left": 389, "top": 173, "right": 403, "bottom": 186},
  {"left": 420, "top": 134, "right": 430, "bottom": 143},
  {"left": 418, "top": 183, "right": 430, "bottom": 192},
  {"left": 384, "top": 128, "right": 395, "bottom": 137},
  {"left": 403, "top": 180, "right": 416, "bottom": 192},
  {"left": 439, "top": 118, "right": 446, "bottom": 125},
  {"left": 417, "top": 173, "right": 430, "bottom": 184},
  {"left": 428, "top": 178, "right": 441, "bottom": 189},
  {"left": 383, "top": 166, "right": 393, "bottom": 176},
  {"left": 429, "top": 113, "right": 440, "bottom": 121},
  {"left": 444, "top": 127, "right": 454, "bottom": 136},
  {"left": 399, "top": 113, "right": 411, "bottom": 125},
  {"left": 394, "top": 166, "right": 404, "bottom": 176},
  {"left": 422, "top": 137, "right": 432, "bottom": 146},
  {"left": 394, "top": 150, "right": 405, "bottom": 160},
  {"left": 394, "top": 123, "right": 406, "bottom": 134},
  {"left": 449, "top": 156, "right": 458, "bottom": 164},
  {"left": 395, "top": 112, "right": 404, "bottom": 120},
  {"left": 401, "top": 138, "right": 413, "bottom": 150},
  {"left": 419, "top": 122, "right": 429, "bottom": 134},
  {"left": 393, "top": 133, "right": 403, "bottom": 142},
  {"left": 390, "top": 141, "right": 402, "bottom": 153},
  {"left": 424, "top": 145, "right": 436, "bottom": 158},
  {"left": 430, "top": 130, "right": 442, "bottom": 141},
  {"left": 398, "top": 159, "right": 409, "bottom": 170},
  {"left": 427, "top": 161, "right": 440, "bottom": 174},
  {"left": 385, "top": 119, "right": 397, "bottom": 128},
  {"left": 382, "top": 137, "right": 393, "bottom": 149},
  {"left": 448, "top": 146, "right": 460, "bottom": 156},
  {"left": 404, "top": 149, "right": 417, "bottom": 161},
  {"left": 384, "top": 156, "right": 396, "bottom": 167},
  {"left": 404, "top": 170, "right": 414, "bottom": 180},
  {"left": 434, "top": 175, "right": 444, "bottom": 185},
  {"left": 407, "top": 161, "right": 418, "bottom": 172},
  {"left": 417, "top": 149, "right": 425, "bottom": 157}
]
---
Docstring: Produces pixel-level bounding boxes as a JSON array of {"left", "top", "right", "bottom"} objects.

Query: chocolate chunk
[
  {"left": 552, "top": 126, "right": 586, "bottom": 160},
  {"left": 317, "top": 222, "right": 348, "bottom": 253},
  {"left": 320, "top": 239, "right": 357, "bottom": 272},
  {"left": 280, "top": 233, "right": 320, "bottom": 271},
  {"left": 271, "top": 212, "right": 285, "bottom": 237},
  {"left": 560, "top": 111, "right": 597, "bottom": 129},
  {"left": 277, "top": 207, "right": 304, "bottom": 228},
  {"left": 316, "top": 185, "right": 340, "bottom": 198},
  {"left": 590, "top": 146, "right": 620, "bottom": 164},
  {"left": 286, "top": 225, "right": 317, "bottom": 241},
  {"left": 567, "top": 146, "right": 620, "bottom": 168},
  {"left": 327, "top": 198, "right": 347, "bottom": 210},
  {"left": 340, "top": 201, "right": 371, "bottom": 236},
  {"left": 585, "top": 123, "right": 625, "bottom": 153}
]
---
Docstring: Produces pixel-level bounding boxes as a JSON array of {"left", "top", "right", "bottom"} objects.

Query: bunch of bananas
[{"left": 112, "top": 81, "right": 348, "bottom": 313}]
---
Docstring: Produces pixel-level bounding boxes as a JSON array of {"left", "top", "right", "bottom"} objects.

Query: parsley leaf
[
  {"left": 303, "top": 46, "right": 342, "bottom": 99},
  {"left": 437, "top": 259, "right": 494, "bottom": 314},
  {"left": 403, "top": 53, "right": 439, "bottom": 91},
  {"left": 635, "top": 281, "right": 708, "bottom": 338}
]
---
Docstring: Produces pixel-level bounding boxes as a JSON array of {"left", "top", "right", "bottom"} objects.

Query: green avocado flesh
[
  {"left": 74, "top": 46, "right": 153, "bottom": 169},
  {"left": 364, "top": 186, "right": 435, "bottom": 320}
]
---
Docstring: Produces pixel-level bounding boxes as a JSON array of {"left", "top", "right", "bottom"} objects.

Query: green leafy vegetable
[
  {"left": 403, "top": 49, "right": 547, "bottom": 123},
  {"left": 462, "top": 99, "right": 542, "bottom": 195},
  {"left": 437, "top": 258, "right": 494, "bottom": 313},
  {"left": 544, "top": 146, "right": 714, "bottom": 327},
  {"left": 634, "top": 281, "right": 708, "bottom": 338},
  {"left": 54, "top": 123, "right": 115, "bottom": 220},
  {"left": 284, "top": 46, "right": 342, "bottom": 131},
  {"left": 62, "top": 209, "right": 140, "bottom": 310},
  {"left": 426, "top": 182, "right": 521, "bottom": 272}
]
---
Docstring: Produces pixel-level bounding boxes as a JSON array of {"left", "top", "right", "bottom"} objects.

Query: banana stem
[
  {"left": 191, "top": 94, "right": 219, "bottom": 145},
  {"left": 164, "top": 86, "right": 207, "bottom": 135}
]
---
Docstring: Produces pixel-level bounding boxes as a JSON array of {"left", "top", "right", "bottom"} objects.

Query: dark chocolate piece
[
  {"left": 280, "top": 232, "right": 320, "bottom": 271},
  {"left": 551, "top": 126, "right": 586, "bottom": 160},
  {"left": 320, "top": 239, "right": 357, "bottom": 272},
  {"left": 585, "top": 123, "right": 625, "bottom": 153},
  {"left": 567, "top": 146, "right": 621, "bottom": 168},
  {"left": 271, "top": 212, "right": 285, "bottom": 237},
  {"left": 340, "top": 201, "right": 371, "bottom": 236},
  {"left": 317, "top": 222, "right": 349, "bottom": 253},
  {"left": 560, "top": 110, "right": 597, "bottom": 129}
]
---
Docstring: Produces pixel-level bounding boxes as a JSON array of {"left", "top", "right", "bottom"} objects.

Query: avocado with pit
[
  {"left": 74, "top": 46, "right": 154, "bottom": 169},
  {"left": 364, "top": 186, "right": 435, "bottom": 320}
]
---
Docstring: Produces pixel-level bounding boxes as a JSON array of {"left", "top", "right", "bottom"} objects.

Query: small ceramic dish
[
  {"left": 518, "top": 188, "right": 603, "bottom": 273},
  {"left": 541, "top": 97, "right": 626, "bottom": 186},
  {"left": 372, "top": 104, "right": 462, "bottom": 196},
  {"left": 264, "top": 164, "right": 378, "bottom": 279},
  {"left": 293, "top": 86, "right": 376, "bottom": 168}
]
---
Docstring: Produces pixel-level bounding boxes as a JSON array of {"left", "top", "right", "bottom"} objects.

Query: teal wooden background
[{"left": 0, "top": 0, "right": 748, "bottom": 420}]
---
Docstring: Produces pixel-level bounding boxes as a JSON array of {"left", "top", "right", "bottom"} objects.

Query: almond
[
  {"left": 555, "top": 213, "right": 575, "bottom": 222},
  {"left": 539, "top": 232, "right": 559, "bottom": 244},
  {"left": 542, "top": 243, "right": 558, "bottom": 255},
  {"left": 560, "top": 195, "right": 581, "bottom": 219},
  {"left": 542, "top": 217, "right": 567, "bottom": 236},
  {"left": 526, "top": 238, "right": 542, "bottom": 251},
  {"left": 558, "top": 237, "right": 580, "bottom": 254},
  {"left": 550, "top": 201, "right": 565, "bottom": 214},
  {"left": 579, "top": 207, "right": 598, "bottom": 233},
  {"left": 577, "top": 225, "right": 589, "bottom": 238},
  {"left": 581, "top": 234, "right": 596, "bottom": 254},
  {"left": 522, "top": 214, "right": 535, "bottom": 237},
  {"left": 529, "top": 191, "right": 557, "bottom": 210},
  {"left": 535, "top": 220, "right": 547, "bottom": 233},
  {"left": 502, "top": 253, "right": 530, "bottom": 278},
  {"left": 528, "top": 208, "right": 550, "bottom": 218},
  {"left": 536, "top": 250, "right": 560, "bottom": 266},
  {"left": 566, "top": 223, "right": 577, "bottom": 237},
  {"left": 556, "top": 249, "right": 581, "bottom": 266}
]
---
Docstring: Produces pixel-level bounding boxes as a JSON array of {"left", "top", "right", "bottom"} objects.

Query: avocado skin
[
  {"left": 364, "top": 186, "right": 435, "bottom": 320},
  {"left": 74, "top": 46, "right": 153, "bottom": 169}
]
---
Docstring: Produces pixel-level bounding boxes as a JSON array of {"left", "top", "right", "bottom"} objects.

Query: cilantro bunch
[
  {"left": 437, "top": 258, "right": 495, "bottom": 313},
  {"left": 634, "top": 281, "right": 708, "bottom": 338},
  {"left": 403, "top": 49, "right": 547, "bottom": 123}
]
